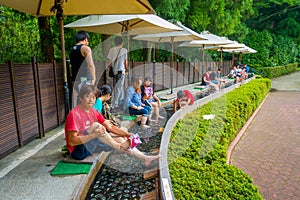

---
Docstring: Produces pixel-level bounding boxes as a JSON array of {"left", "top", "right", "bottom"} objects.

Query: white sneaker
[{"left": 141, "top": 124, "right": 151, "bottom": 129}]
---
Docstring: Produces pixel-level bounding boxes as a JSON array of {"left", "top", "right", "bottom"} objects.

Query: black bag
[
  {"left": 108, "top": 65, "right": 114, "bottom": 77},
  {"left": 108, "top": 48, "right": 122, "bottom": 78}
]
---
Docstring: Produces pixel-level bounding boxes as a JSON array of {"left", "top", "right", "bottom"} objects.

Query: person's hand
[
  {"left": 90, "top": 79, "right": 95, "bottom": 86},
  {"left": 158, "top": 100, "right": 161, "bottom": 107},
  {"left": 137, "top": 106, "right": 143, "bottom": 110}
]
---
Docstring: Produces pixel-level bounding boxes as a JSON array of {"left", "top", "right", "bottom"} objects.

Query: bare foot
[{"left": 143, "top": 154, "right": 160, "bottom": 166}]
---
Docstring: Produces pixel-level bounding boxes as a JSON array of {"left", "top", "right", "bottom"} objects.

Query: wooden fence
[{"left": 0, "top": 59, "right": 65, "bottom": 159}]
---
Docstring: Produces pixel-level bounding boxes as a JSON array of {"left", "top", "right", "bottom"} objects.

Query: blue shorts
[
  {"left": 211, "top": 80, "right": 219, "bottom": 85},
  {"left": 71, "top": 137, "right": 113, "bottom": 160}
]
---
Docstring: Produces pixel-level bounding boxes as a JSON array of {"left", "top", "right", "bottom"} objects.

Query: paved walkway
[{"left": 230, "top": 71, "right": 300, "bottom": 200}]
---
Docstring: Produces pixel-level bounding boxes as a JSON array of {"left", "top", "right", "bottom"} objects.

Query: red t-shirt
[
  {"left": 203, "top": 72, "right": 210, "bottom": 82},
  {"left": 175, "top": 90, "right": 194, "bottom": 105},
  {"left": 184, "top": 90, "right": 194, "bottom": 105},
  {"left": 64, "top": 106, "right": 105, "bottom": 153}
]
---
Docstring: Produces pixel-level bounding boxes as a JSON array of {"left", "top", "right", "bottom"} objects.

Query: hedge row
[
  {"left": 259, "top": 63, "right": 298, "bottom": 78},
  {"left": 168, "top": 78, "right": 271, "bottom": 199}
]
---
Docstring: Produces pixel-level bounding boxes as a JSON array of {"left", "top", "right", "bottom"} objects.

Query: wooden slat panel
[
  {"left": 56, "top": 63, "right": 65, "bottom": 122},
  {"left": 13, "top": 64, "right": 39, "bottom": 143},
  {"left": 0, "top": 64, "right": 19, "bottom": 159},
  {"left": 38, "top": 63, "right": 58, "bottom": 131}
]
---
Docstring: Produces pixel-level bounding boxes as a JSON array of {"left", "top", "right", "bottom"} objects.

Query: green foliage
[
  {"left": 168, "top": 78, "right": 271, "bottom": 199},
  {"left": 186, "top": 0, "right": 254, "bottom": 36},
  {"left": 149, "top": 0, "right": 190, "bottom": 22},
  {"left": 259, "top": 63, "right": 298, "bottom": 78},
  {"left": 0, "top": 6, "right": 40, "bottom": 63}
]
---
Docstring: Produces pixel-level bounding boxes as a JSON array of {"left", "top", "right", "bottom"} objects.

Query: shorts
[{"left": 71, "top": 137, "right": 113, "bottom": 160}]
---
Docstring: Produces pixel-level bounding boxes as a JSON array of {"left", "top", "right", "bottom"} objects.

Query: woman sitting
[{"left": 125, "top": 75, "right": 152, "bottom": 129}]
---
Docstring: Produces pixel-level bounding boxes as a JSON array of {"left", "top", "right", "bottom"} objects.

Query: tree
[
  {"left": 0, "top": 6, "right": 40, "bottom": 63},
  {"left": 186, "top": 0, "right": 254, "bottom": 36},
  {"left": 38, "top": 17, "right": 54, "bottom": 62},
  {"left": 149, "top": 0, "right": 190, "bottom": 21}
]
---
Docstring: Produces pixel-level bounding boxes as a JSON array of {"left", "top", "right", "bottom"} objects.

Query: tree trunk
[{"left": 38, "top": 17, "right": 54, "bottom": 63}]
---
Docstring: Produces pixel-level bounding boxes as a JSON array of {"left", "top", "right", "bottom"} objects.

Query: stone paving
[{"left": 230, "top": 71, "right": 300, "bottom": 200}]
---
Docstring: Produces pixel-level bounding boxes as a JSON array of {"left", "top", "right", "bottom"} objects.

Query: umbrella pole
[
  {"left": 127, "top": 33, "right": 130, "bottom": 85},
  {"left": 232, "top": 51, "right": 235, "bottom": 66},
  {"left": 220, "top": 48, "right": 223, "bottom": 67},
  {"left": 202, "top": 45, "right": 205, "bottom": 75},
  {"left": 169, "top": 37, "right": 175, "bottom": 94},
  {"left": 57, "top": 10, "right": 70, "bottom": 116}
]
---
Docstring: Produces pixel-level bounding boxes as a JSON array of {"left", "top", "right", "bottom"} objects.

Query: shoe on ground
[{"left": 141, "top": 124, "right": 151, "bottom": 129}]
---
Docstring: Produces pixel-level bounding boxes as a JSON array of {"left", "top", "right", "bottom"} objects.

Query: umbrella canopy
[
  {"left": 133, "top": 22, "right": 207, "bottom": 43},
  {"left": 205, "top": 41, "right": 246, "bottom": 50},
  {"left": 64, "top": 14, "right": 182, "bottom": 35},
  {"left": 204, "top": 41, "right": 246, "bottom": 66},
  {"left": 223, "top": 47, "right": 257, "bottom": 54},
  {"left": 133, "top": 22, "right": 207, "bottom": 93},
  {"left": 178, "top": 31, "right": 233, "bottom": 73},
  {"left": 0, "top": 0, "right": 156, "bottom": 16},
  {"left": 223, "top": 46, "right": 257, "bottom": 63},
  {"left": 179, "top": 31, "right": 232, "bottom": 47}
]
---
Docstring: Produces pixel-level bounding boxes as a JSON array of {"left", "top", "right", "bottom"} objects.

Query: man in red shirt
[
  {"left": 173, "top": 90, "right": 194, "bottom": 112},
  {"left": 65, "top": 85, "right": 159, "bottom": 166}
]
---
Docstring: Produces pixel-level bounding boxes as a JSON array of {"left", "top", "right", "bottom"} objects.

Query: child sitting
[
  {"left": 173, "top": 90, "right": 194, "bottom": 112},
  {"left": 141, "top": 77, "right": 164, "bottom": 122}
]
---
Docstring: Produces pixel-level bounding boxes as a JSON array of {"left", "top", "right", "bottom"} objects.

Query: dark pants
[
  {"left": 71, "top": 138, "right": 113, "bottom": 160},
  {"left": 129, "top": 105, "right": 152, "bottom": 117}
]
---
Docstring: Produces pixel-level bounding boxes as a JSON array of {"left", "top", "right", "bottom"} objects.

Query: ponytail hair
[{"left": 99, "top": 85, "right": 112, "bottom": 97}]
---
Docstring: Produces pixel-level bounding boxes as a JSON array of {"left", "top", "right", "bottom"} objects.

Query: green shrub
[
  {"left": 259, "top": 63, "right": 298, "bottom": 78},
  {"left": 168, "top": 78, "right": 271, "bottom": 199}
]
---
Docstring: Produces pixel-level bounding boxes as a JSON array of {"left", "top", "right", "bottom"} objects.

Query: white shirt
[{"left": 107, "top": 46, "right": 128, "bottom": 74}]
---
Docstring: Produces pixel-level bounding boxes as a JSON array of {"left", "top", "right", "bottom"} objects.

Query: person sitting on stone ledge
[
  {"left": 202, "top": 67, "right": 220, "bottom": 91},
  {"left": 64, "top": 84, "right": 159, "bottom": 166}
]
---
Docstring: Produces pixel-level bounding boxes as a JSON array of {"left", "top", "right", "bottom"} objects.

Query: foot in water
[{"left": 143, "top": 154, "right": 160, "bottom": 166}]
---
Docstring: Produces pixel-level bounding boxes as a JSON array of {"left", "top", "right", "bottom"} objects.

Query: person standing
[
  {"left": 69, "top": 31, "right": 96, "bottom": 107},
  {"left": 107, "top": 36, "right": 128, "bottom": 111}
]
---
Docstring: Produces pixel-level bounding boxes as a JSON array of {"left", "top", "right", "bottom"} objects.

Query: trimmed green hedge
[
  {"left": 168, "top": 78, "right": 271, "bottom": 199},
  {"left": 259, "top": 63, "right": 298, "bottom": 78}
]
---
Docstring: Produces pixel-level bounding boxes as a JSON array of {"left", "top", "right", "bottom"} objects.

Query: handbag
[
  {"left": 108, "top": 64, "right": 114, "bottom": 77},
  {"left": 108, "top": 48, "right": 122, "bottom": 77}
]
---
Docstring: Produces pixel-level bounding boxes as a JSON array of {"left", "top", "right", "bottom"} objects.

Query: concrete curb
[{"left": 226, "top": 92, "right": 270, "bottom": 165}]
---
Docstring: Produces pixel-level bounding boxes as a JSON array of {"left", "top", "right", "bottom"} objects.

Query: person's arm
[
  {"left": 81, "top": 45, "right": 96, "bottom": 85},
  {"left": 124, "top": 59, "right": 128, "bottom": 71},
  {"left": 203, "top": 73, "right": 210, "bottom": 84},
  {"left": 102, "top": 120, "right": 131, "bottom": 138},
  {"left": 67, "top": 129, "right": 102, "bottom": 146},
  {"left": 124, "top": 49, "right": 128, "bottom": 71}
]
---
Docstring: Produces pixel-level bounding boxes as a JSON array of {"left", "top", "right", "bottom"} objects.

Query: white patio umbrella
[
  {"left": 133, "top": 22, "right": 207, "bottom": 94},
  {"left": 64, "top": 14, "right": 181, "bottom": 36},
  {"left": 0, "top": 0, "right": 156, "bottom": 114},
  {"left": 223, "top": 46, "right": 257, "bottom": 62},
  {"left": 204, "top": 41, "right": 246, "bottom": 66},
  {"left": 179, "top": 31, "right": 233, "bottom": 73}
]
